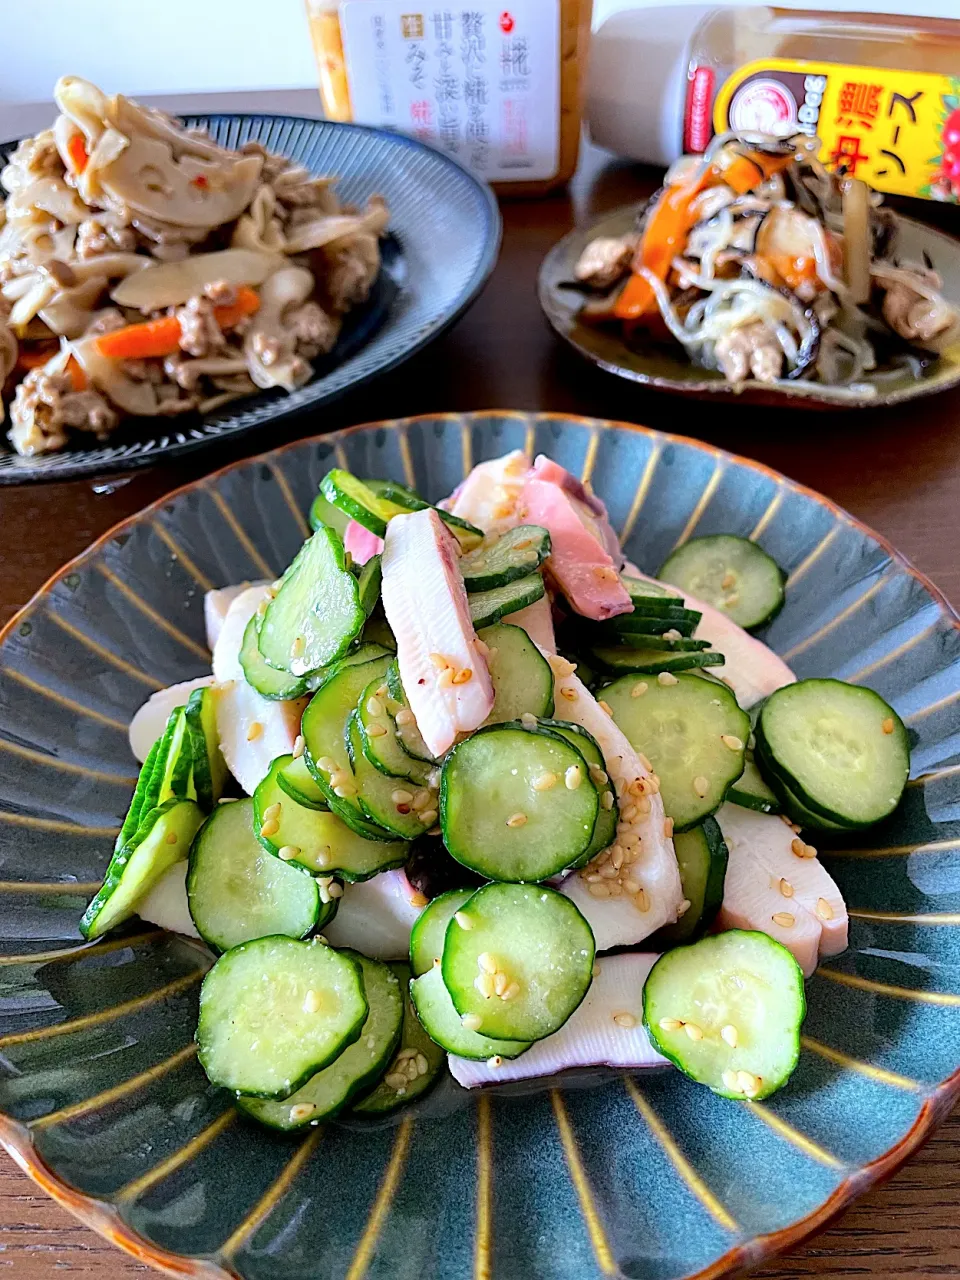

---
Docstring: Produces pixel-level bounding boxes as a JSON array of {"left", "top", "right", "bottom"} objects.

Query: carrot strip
[
  {"left": 93, "top": 286, "right": 261, "bottom": 360},
  {"left": 66, "top": 134, "right": 89, "bottom": 174},
  {"left": 614, "top": 172, "right": 710, "bottom": 321},
  {"left": 716, "top": 150, "right": 792, "bottom": 196}
]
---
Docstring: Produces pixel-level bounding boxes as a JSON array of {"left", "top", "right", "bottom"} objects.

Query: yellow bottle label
[{"left": 711, "top": 57, "right": 960, "bottom": 202}]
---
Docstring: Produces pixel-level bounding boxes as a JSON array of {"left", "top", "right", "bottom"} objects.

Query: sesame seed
[
  {"left": 289, "top": 1103, "right": 316, "bottom": 1122},
  {"left": 391, "top": 789, "right": 413, "bottom": 805},
  {"left": 726, "top": 593, "right": 740, "bottom": 607},
  {"left": 303, "top": 989, "right": 323, "bottom": 1014},
  {"left": 565, "top": 765, "right": 582, "bottom": 790},
  {"left": 737, "top": 1070, "right": 761, "bottom": 1097},
  {"left": 693, "top": 775, "right": 710, "bottom": 798},
  {"left": 721, "top": 734, "right": 743, "bottom": 751},
  {"left": 487, "top": 1055, "right": 504, "bottom": 1068},
  {"left": 636, "top": 795, "right": 651, "bottom": 815},
  {"left": 779, "top": 878, "right": 794, "bottom": 898},
  {"left": 411, "top": 788, "right": 432, "bottom": 811},
  {"left": 589, "top": 766, "right": 608, "bottom": 785},
  {"left": 663, "top": 816, "right": 674, "bottom": 838},
  {"left": 601, "top": 790, "right": 615, "bottom": 810},
  {"left": 474, "top": 639, "right": 490, "bottom": 658},
  {"left": 493, "top": 972, "right": 508, "bottom": 996},
  {"left": 315, "top": 849, "right": 332, "bottom": 868},
  {"left": 292, "top": 735, "right": 305, "bottom": 759},
  {"left": 366, "top": 696, "right": 384, "bottom": 717},
  {"left": 533, "top": 772, "right": 558, "bottom": 791},
  {"left": 478, "top": 952, "right": 497, "bottom": 973},
  {"left": 318, "top": 756, "right": 338, "bottom": 774},
  {"left": 882, "top": 717, "right": 895, "bottom": 735},
  {"left": 419, "top": 808, "right": 438, "bottom": 827},
  {"left": 475, "top": 972, "right": 496, "bottom": 999},
  {"left": 684, "top": 1022, "right": 704, "bottom": 1041},
  {"left": 677, "top": 898, "right": 692, "bottom": 916},
  {"left": 622, "top": 803, "right": 639, "bottom": 822},
  {"left": 592, "top": 964, "right": 602, "bottom": 978},
  {"left": 791, "top": 837, "right": 806, "bottom": 858},
  {"left": 367, "top": 723, "right": 388, "bottom": 737},
  {"left": 329, "top": 769, "right": 350, "bottom": 788},
  {"left": 663, "top": 629, "right": 682, "bottom": 642},
  {"left": 164, "top": 832, "right": 178, "bottom": 845},
  {"left": 452, "top": 667, "right": 473, "bottom": 685},
  {"left": 327, "top": 882, "right": 343, "bottom": 898},
  {"left": 722, "top": 1069, "right": 740, "bottom": 1091},
  {"left": 587, "top": 880, "right": 611, "bottom": 898},
  {"left": 721, "top": 571, "right": 736, "bottom": 589},
  {"left": 501, "top": 981, "right": 521, "bottom": 1001},
  {"left": 333, "top": 785, "right": 356, "bottom": 799},
  {"left": 720, "top": 1023, "right": 739, "bottom": 1048},
  {"left": 621, "top": 876, "right": 641, "bottom": 895},
  {"left": 246, "top": 721, "right": 263, "bottom": 741},
  {"left": 559, "top": 686, "right": 578, "bottom": 702},
  {"left": 816, "top": 897, "right": 835, "bottom": 921},
  {"left": 429, "top": 653, "right": 449, "bottom": 670},
  {"left": 772, "top": 911, "right": 795, "bottom": 927},
  {"left": 506, "top": 812, "right": 527, "bottom": 828},
  {"left": 260, "top": 819, "right": 280, "bottom": 839},
  {"left": 461, "top": 1013, "right": 482, "bottom": 1030},
  {"left": 218, "top": 797, "right": 238, "bottom": 804},
  {"left": 410, "top": 891, "right": 428, "bottom": 908},
  {"left": 614, "top": 1012, "right": 637, "bottom": 1028},
  {"left": 278, "top": 845, "right": 300, "bottom": 861},
  {"left": 395, "top": 708, "right": 415, "bottom": 726},
  {"left": 405, "top": 1058, "right": 420, "bottom": 1081},
  {"left": 292, "top": 635, "right": 305, "bottom": 659},
  {"left": 634, "top": 887, "right": 650, "bottom": 912},
  {"left": 658, "top": 1017, "right": 683, "bottom": 1032},
  {"left": 437, "top": 667, "right": 454, "bottom": 689},
  {"left": 519, "top": 712, "right": 538, "bottom": 730},
  {"left": 385, "top": 1072, "right": 408, "bottom": 1090},
  {"left": 658, "top": 671, "right": 679, "bottom": 686},
  {"left": 455, "top": 911, "right": 474, "bottom": 930},
  {"left": 416, "top": 1052, "right": 429, "bottom": 1075},
  {"left": 598, "top": 699, "right": 614, "bottom": 717},
  {"left": 631, "top": 681, "right": 649, "bottom": 698}
]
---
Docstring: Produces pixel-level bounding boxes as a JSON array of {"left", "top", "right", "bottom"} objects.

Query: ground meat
[
  {"left": 203, "top": 279, "right": 237, "bottom": 307},
  {"left": 9, "top": 367, "right": 118, "bottom": 455},
  {"left": 288, "top": 301, "right": 338, "bottom": 359},
  {"left": 325, "top": 238, "right": 379, "bottom": 313},
  {"left": 75, "top": 218, "right": 136, "bottom": 259},
  {"left": 175, "top": 296, "right": 225, "bottom": 358}
]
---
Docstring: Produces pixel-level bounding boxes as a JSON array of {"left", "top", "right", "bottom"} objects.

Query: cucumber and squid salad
[{"left": 81, "top": 453, "right": 910, "bottom": 1123}]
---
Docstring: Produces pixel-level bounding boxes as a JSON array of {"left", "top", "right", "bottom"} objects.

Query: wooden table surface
[{"left": 0, "top": 135, "right": 958, "bottom": 1279}]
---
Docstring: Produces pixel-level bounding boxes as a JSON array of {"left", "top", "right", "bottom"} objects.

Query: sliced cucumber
[
  {"left": 440, "top": 724, "right": 599, "bottom": 881},
  {"left": 188, "top": 797, "right": 322, "bottom": 951},
  {"left": 374, "top": 481, "right": 484, "bottom": 551},
  {"left": 468, "top": 573, "right": 545, "bottom": 629},
  {"left": 620, "top": 576, "right": 685, "bottom": 613},
  {"left": 357, "top": 674, "right": 433, "bottom": 785},
  {"left": 762, "top": 765, "right": 850, "bottom": 832},
  {"left": 481, "top": 623, "right": 555, "bottom": 724},
  {"left": 643, "top": 929, "right": 805, "bottom": 1100},
  {"left": 255, "top": 754, "right": 408, "bottom": 879},
  {"left": 320, "top": 469, "right": 411, "bottom": 537},
  {"left": 409, "top": 888, "right": 473, "bottom": 977},
  {"left": 537, "top": 719, "right": 619, "bottom": 867},
  {"left": 309, "top": 490, "right": 351, "bottom": 537},
  {"left": 197, "top": 936, "right": 368, "bottom": 1099},
  {"left": 659, "top": 535, "right": 786, "bottom": 631},
  {"left": 348, "top": 713, "right": 435, "bottom": 840},
  {"left": 405, "top": 835, "right": 484, "bottom": 902},
  {"left": 385, "top": 662, "right": 437, "bottom": 763},
  {"left": 184, "top": 685, "right": 227, "bottom": 808},
  {"left": 758, "top": 679, "right": 909, "bottom": 829},
  {"left": 277, "top": 752, "right": 329, "bottom": 810},
  {"left": 258, "top": 527, "right": 365, "bottom": 676},
  {"left": 649, "top": 818, "right": 728, "bottom": 947},
  {"left": 301, "top": 654, "right": 396, "bottom": 840},
  {"left": 142, "top": 706, "right": 195, "bottom": 812},
  {"left": 81, "top": 798, "right": 206, "bottom": 940},
  {"left": 361, "top": 618, "right": 396, "bottom": 652},
  {"left": 606, "top": 633, "right": 712, "bottom": 653},
  {"left": 442, "top": 882, "right": 595, "bottom": 1042},
  {"left": 354, "top": 963, "right": 446, "bottom": 1112},
  {"left": 238, "top": 953, "right": 403, "bottom": 1129},
  {"left": 590, "top": 646, "right": 725, "bottom": 675},
  {"left": 114, "top": 736, "right": 162, "bottom": 853},
  {"left": 240, "top": 614, "right": 310, "bottom": 700},
  {"left": 728, "top": 757, "right": 781, "bottom": 815},
  {"left": 357, "top": 555, "right": 382, "bottom": 617},
  {"left": 410, "top": 965, "right": 530, "bottom": 1060},
  {"left": 459, "top": 525, "right": 551, "bottom": 591},
  {"left": 603, "top": 673, "right": 750, "bottom": 832},
  {"left": 604, "top": 610, "right": 701, "bottom": 638}
]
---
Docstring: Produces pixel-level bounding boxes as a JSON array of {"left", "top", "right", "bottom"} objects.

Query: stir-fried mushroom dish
[
  {"left": 575, "top": 130, "right": 960, "bottom": 390},
  {"left": 0, "top": 77, "right": 389, "bottom": 456}
]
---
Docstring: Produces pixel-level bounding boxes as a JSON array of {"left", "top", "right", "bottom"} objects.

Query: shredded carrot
[
  {"left": 14, "top": 346, "right": 59, "bottom": 374},
  {"left": 67, "top": 356, "right": 88, "bottom": 391},
  {"left": 66, "top": 134, "right": 89, "bottom": 174},
  {"left": 715, "top": 149, "right": 793, "bottom": 196},
  {"left": 765, "top": 254, "right": 819, "bottom": 291},
  {"left": 93, "top": 286, "right": 261, "bottom": 360},
  {"left": 614, "top": 171, "right": 710, "bottom": 322}
]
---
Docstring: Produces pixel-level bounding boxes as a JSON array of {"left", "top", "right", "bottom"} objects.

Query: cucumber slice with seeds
[
  {"left": 442, "top": 882, "right": 595, "bottom": 1042},
  {"left": 440, "top": 723, "right": 599, "bottom": 881},
  {"left": 258, "top": 527, "right": 365, "bottom": 676},
  {"left": 357, "top": 674, "right": 433, "bottom": 785},
  {"left": 460, "top": 525, "right": 551, "bottom": 591},
  {"left": 114, "top": 736, "right": 162, "bottom": 853},
  {"left": 238, "top": 953, "right": 403, "bottom": 1129},
  {"left": 648, "top": 818, "right": 728, "bottom": 947},
  {"left": 188, "top": 797, "right": 323, "bottom": 951},
  {"left": 410, "top": 888, "right": 473, "bottom": 977},
  {"left": 590, "top": 646, "right": 725, "bottom": 675},
  {"left": 240, "top": 615, "right": 310, "bottom": 700},
  {"left": 355, "top": 963, "right": 446, "bottom": 1112},
  {"left": 309, "top": 491, "right": 351, "bottom": 537},
  {"left": 536, "top": 719, "right": 619, "bottom": 867},
  {"left": 410, "top": 965, "right": 531, "bottom": 1060},
  {"left": 468, "top": 573, "right": 545, "bottom": 629},
  {"left": 197, "top": 936, "right": 368, "bottom": 1099},
  {"left": 727, "top": 757, "right": 781, "bottom": 815},
  {"left": 757, "top": 679, "right": 909, "bottom": 829},
  {"left": 604, "top": 610, "right": 701, "bottom": 638},
  {"left": 602, "top": 673, "right": 749, "bottom": 831},
  {"left": 254, "top": 755, "right": 407, "bottom": 880},
  {"left": 481, "top": 623, "right": 555, "bottom": 724},
  {"left": 348, "top": 713, "right": 435, "bottom": 840},
  {"left": 620, "top": 576, "right": 685, "bottom": 613},
  {"left": 184, "top": 686, "right": 227, "bottom": 809},
  {"left": 659, "top": 535, "right": 785, "bottom": 631},
  {"left": 142, "top": 706, "right": 195, "bottom": 812},
  {"left": 643, "top": 929, "right": 805, "bottom": 1100},
  {"left": 81, "top": 797, "right": 206, "bottom": 940},
  {"left": 277, "top": 753, "right": 329, "bottom": 810},
  {"left": 320, "top": 470, "right": 482, "bottom": 550}
]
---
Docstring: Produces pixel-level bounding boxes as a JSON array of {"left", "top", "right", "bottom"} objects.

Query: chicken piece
[
  {"left": 716, "top": 803, "right": 847, "bottom": 958},
  {"left": 321, "top": 869, "right": 424, "bottom": 960},
  {"left": 211, "top": 585, "right": 306, "bottom": 794},
  {"left": 440, "top": 449, "right": 530, "bottom": 534},
  {"left": 128, "top": 675, "right": 214, "bottom": 762},
  {"left": 381, "top": 509, "right": 494, "bottom": 757},
  {"left": 551, "top": 658, "right": 684, "bottom": 947},
  {"left": 714, "top": 321, "right": 783, "bottom": 384},
  {"left": 573, "top": 234, "right": 637, "bottom": 290},
  {"left": 715, "top": 808, "right": 824, "bottom": 977},
  {"left": 448, "top": 953, "right": 666, "bottom": 1087},
  {"left": 877, "top": 264, "right": 960, "bottom": 351},
  {"left": 343, "top": 519, "right": 383, "bottom": 566}
]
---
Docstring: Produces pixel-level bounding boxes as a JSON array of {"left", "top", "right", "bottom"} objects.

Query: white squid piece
[
  {"left": 204, "top": 582, "right": 264, "bottom": 651},
  {"left": 321, "top": 870, "right": 425, "bottom": 960},
  {"left": 135, "top": 860, "right": 201, "bottom": 940},
  {"left": 505, "top": 594, "right": 557, "bottom": 654},
  {"left": 381, "top": 509, "right": 494, "bottom": 758},
  {"left": 440, "top": 449, "right": 530, "bottom": 534},
  {"left": 128, "top": 676, "right": 213, "bottom": 763}
]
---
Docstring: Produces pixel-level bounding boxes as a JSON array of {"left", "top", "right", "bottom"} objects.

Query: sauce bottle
[
  {"left": 587, "top": 7, "right": 960, "bottom": 203},
  {"left": 303, "top": 0, "right": 593, "bottom": 195}
]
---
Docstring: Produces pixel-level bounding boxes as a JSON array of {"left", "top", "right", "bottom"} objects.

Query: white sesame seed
[
  {"left": 533, "top": 772, "right": 558, "bottom": 791},
  {"left": 816, "top": 897, "right": 835, "bottom": 920},
  {"left": 737, "top": 1070, "right": 761, "bottom": 1097},
  {"left": 246, "top": 721, "right": 263, "bottom": 741},
  {"left": 395, "top": 708, "right": 416, "bottom": 726},
  {"left": 684, "top": 1022, "right": 704, "bottom": 1041},
  {"left": 721, "top": 734, "right": 743, "bottom": 751},
  {"left": 487, "top": 1055, "right": 504, "bottom": 1068},
  {"left": 475, "top": 972, "right": 496, "bottom": 998},
  {"left": 663, "top": 816, "right": 674, "bottom": 838},
  {"left": 327, "top": 882, "right": 343, "bottom": 898},
  {"left": 601, "top": 790, "right": 615, "bottom": 810},
  {"left": 693, "top": 775, "right": 710, "bottom": 798},
  {"left": 303, "top": 989, "right": 323, "bottom": 1014},
  {"left": 772, "top": 911, "right": 795, "bottom": 927},
  {"left": 416, "top": 1053, "right": 429, "bottom": 1075},
  {"left": 452, "top": 667, "right": 473, "bottom": 685},
  {"left": 367, "top": 723, "right": 388, "bottom": 737},
  {"left": 663, "top": 629, "right": 682, "bottom": 642},
  {"left": 429, "top": 653, "right": 449, "bottom": 670},
  {"left": 391, "top": 789, "right": 414, "bottom": 805},
  {"left": 318, "top": 756, "right": 338, "bottom": 774},
  {"left": 658, "top": 1017, "right": 683, "bottom": 1032},
  {"left": 333, "top": 785, "right": 356, "bottom": 799},
  {"left": 613, "top": 1012, "right": 637, "bottom": 1028},
  {"left": 720, "top": 1023, "right": 739, "bottom": 1048},
  {"left": 289, "top": 1103, "right": 316, "bottom": 1122},
  {"left": 461, "top": 1013, "right": 482, "bottom": 1030},
  {"left": 260, "top": 819, "right": 279, "bottom": 839},
  {"left": 677, "top": 898, "right": 692, "bottom": 917},
  {"left": 437, "top": 667, "right": 455, "bottom": 689},
  {"left": 501, "top": 981, "right": 521, "bottom": 1001},
  {"left": 598, "top": 700, "right": 614, "bottom": 716},
  {"left": 565, "top": 765, "right": 582, "bottom": 790},
  {"left": 506, "top": 811, "right": 527, "bottom": 827},
  {"left": 278, "top": 845, "right": 299, "bottom": 861},
  {"left": 385, "top": 1072, "right": 408, "bottom": 1090},
  {"left": 292, "top": 735, "right": 305, "bottom": 759},
  {"left": 634, "top": 887, "right": 650, "bottom": 912},
  {"left": 657, "top": 671, "right": 679, "bottom": 686},
  {"left": 559, "top": 686, "right": 578, "bottom": 702},
  {"left": 292, "top": 635, "right": 306, "bottom": 659},
  {"left": 779, "top": 878, "right": 794, "bottom": 898},
  {"left": 722, "top": 1069, "right": 741, "bottom": 1092},
  {"left": 411, "top": 789, "right": 432, "bottom": 811},
  {"left": 520, "top": 712, "right": 538, "bottom": 730},
  {"left": 409, "top": 891, "right": 428, "bottom": 909},
  {"left": 419, "top": 808, "right": 438, "bottom": 827},
  {"left": 454, "top": 911, "right": 474, "bottom": 930},
  {"left": 587, "top": 880, "right": 611, "bottom": 898},
  {"left": 882, "top": 717, "right": 895, "bottom": 735},
  {"left": 478, "top": 952, "right": 498, "bottom": 973},
  {"left": 631, "top": 681, "right": 649, "bottom": 698}
]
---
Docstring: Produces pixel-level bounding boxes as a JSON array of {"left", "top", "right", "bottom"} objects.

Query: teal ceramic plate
[
  {"left": 0, "top": 411, "right": 958, "bottom": 1280},
  {"left": 539, "top": 206, "right": 960, "bottom": 409}
]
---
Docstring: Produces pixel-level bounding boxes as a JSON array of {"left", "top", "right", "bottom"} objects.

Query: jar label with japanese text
[
  {"left": 693, "top": 56, "right": 960, "bottom": 203},
  {"left": 338, "top": 2, "right": 561, "bottom": 181}
]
